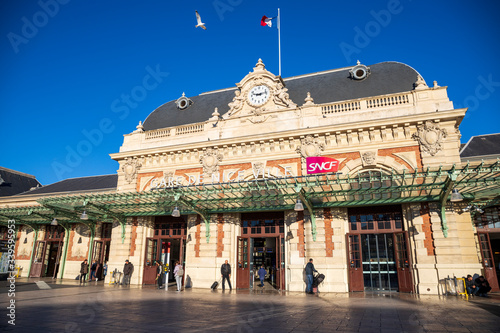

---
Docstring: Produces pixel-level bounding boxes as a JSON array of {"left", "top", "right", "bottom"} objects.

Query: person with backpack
[
  {"left": 305, "top": 258, "right": 318, "bottom": 294},
  {"left": 173, "top": 261, "right": 184, "bottom": 291}
]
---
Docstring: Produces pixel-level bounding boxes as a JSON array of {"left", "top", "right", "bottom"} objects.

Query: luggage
[
  {"left": 211, "top": 278, "right": 222, "bottom": 290},
  {"left": 313, "top": 272, "right": 325, "bottom": 287},
  {"left": 211, "top": 280, "right": 219, "bottom": 290}
]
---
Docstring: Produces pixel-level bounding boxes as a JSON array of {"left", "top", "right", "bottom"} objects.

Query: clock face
[{"left": 248, "top": 85, "right": 270, "bottom": 106}]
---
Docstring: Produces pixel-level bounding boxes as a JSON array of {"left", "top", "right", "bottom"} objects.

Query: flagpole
[{"left": 278, "top": 8, "right": 281, "bottom": 77}]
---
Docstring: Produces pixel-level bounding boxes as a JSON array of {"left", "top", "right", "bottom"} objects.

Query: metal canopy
[{"left": 1, "top": 161, "right": 499, "bottom": 238}]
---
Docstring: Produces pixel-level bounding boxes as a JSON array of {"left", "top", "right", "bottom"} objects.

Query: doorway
[
  {"left": 347, "top": 205, "right": 413, "bottom": 292},
  {"left": 30, "top": 226, "right": 65, "bottom": 278},
  {"left": 143, "top": 215, "right": 186, "bottom": 285},
  {"left": 236, "top": 212, "right": 285, "bottom": 290}
]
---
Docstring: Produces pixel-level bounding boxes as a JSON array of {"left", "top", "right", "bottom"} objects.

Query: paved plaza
[{"left": 1, "top": 278, "right": 499, "bottom": 333}]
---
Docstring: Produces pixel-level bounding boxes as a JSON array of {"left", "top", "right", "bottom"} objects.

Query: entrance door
[
  {"left": 237, "top": 237, "right": 250, "bottom": 288},
  {"left": 45, "top": 241, "right": 62, "bottom": 278},
  {"left": 30, "top": 241, "right": 47, "bottom": 277},
  {"left": 394, "top": 232, "right": 414, "bottom": 293},
  {"left": 143, "top": 238, "right": 158, "bottom": 284},
  {"left": 347, "top": 234, "right": 363, "bottom": 291},
  {"left": 361, "top": 234, "right": 398, "bottom": 291},
  {"left": 277, "top": 235, "right": 286, "bottom": 290},
  {"left": 478, "top": 232, "right": 500, "bottom": 291}
]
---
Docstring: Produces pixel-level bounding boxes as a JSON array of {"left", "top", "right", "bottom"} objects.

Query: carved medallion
[
  {"left": 296, "top": 135, "right": 325, "bottom": 158},
  {"left": 412, "top": 121, "right": 447, "bottom": 156},
  {"left": 361, "top": 151, "right": 377, "bottom": 166},
  {"left": 122, "top": 158, "right": 142, "bottom": 184},
  {"left": 200, "top": 148, "right": 223, "bottom": 176}
]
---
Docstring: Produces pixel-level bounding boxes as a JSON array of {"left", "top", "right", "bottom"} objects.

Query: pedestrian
[
  {"left": 96, "top": 262, "right": 103, "bottom": 281},
  {"left": 173, "top": 261, "right": 184, "bottom": 291},
  {"left": 156, "top": 261, "right": 163, "bottom": 289},
  {"left": 465, "top": 274, "right": 478, "bottom": 296},
  {"left": 122, "top": 259, "right": 134, "bottom": 285},
  {"left": 80, "top": 259, "right": 89, "bottom": 284},
  {"left": 305, "top": 258, "right": 318, "bottom": 294},
  {"left": 258, "top": 265, "right": 267, "bottom": 287},
  {"left": 89, "top": 260, "right": 97, "bottom": 281},
  {"left": 103, "top": 261, "right": 108, "bottom": 280},
  {"left": 475, "top": 275, "right": 492, "bottom": 297},
  {"left": 221, "top": 259, "right": 232, "bottom": 291}
]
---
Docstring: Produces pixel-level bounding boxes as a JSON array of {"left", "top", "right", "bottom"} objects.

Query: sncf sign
[{"left": 306, "top": 157, "right": 339, "bottom": 174}]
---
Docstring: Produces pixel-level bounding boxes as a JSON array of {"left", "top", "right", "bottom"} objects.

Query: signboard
[{"left": 306, "top": 157, "right": 339, "bottom": 174}]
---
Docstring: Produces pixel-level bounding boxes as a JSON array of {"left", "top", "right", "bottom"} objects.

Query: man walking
[
  {"left": 122, "top": 259, "right": 134, "bottom": 285},
  {"left": 305, "top": 258, "right": 317, "bottom": 294},
  {"left": 80, "top": 259, "right": 89, "bottom": 284},
  {"left": 156, "top": 261, "right": 163, "bottom": 289},
  {"left": 221, "top": 259, "right": 232, "bottom": 291}
]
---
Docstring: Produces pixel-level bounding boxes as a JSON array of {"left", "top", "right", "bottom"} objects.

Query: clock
[{"left": 248, "top": 85, "right": 270, "bottom": 106}]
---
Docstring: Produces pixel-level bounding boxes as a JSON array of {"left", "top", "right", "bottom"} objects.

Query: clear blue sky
[{"left": 1, "top": 0, "right": 499, "bottom": 185}]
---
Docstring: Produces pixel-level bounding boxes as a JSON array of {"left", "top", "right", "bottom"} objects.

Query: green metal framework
[{"left": 1, "top": 161, "right": 499, "bottom": 243}]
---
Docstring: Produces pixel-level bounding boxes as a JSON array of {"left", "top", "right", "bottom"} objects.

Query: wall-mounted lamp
[
  {"left": 450, "top": 189, "right": 463, "bottom": 202},
  {"left": 80, "top": 210, "right": 88, "bottom": 220},
  {"left": 51, "top": 218, "right": 58, "bottom": 226},
  {"left": 294, "top": 199, "right": 304, "bottom": 211},
  {"left": 172, "top": 206, "right": 180, "bottom": 217}
]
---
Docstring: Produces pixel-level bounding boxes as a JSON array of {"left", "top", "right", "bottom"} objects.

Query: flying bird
[{"left": 195, "top": 11, "right": 206, "bottom": 30}]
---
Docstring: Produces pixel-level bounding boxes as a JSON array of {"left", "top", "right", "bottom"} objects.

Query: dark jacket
[
  {"left": 124, "top": 262, "right": 134, "bottom": 275},
  {"left": 80, "top": 261, "right": 89, "bottom": 274},
  {"left": 465, "top": 278, "right": 475, "bottom": 289},
  {"left": 258, "top": 267, "right": 267, "bottom": 280},
  {"left": 221, "top": 263, "right": 231, "bottom": 276},
  {"left": 305, "top": 262, "right": 317, "bottom": 275}
]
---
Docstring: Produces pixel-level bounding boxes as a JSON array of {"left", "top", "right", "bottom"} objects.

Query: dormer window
[
  {"left": 176, "top": 92, "right": 193, "bottom": 110},
  {"left": 350, "top": 61, "right": 370, "bottom": 80}
]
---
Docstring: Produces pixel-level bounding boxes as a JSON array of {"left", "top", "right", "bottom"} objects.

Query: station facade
[{"left": 1, "top": 60, "right": 499, "bottom": 294}]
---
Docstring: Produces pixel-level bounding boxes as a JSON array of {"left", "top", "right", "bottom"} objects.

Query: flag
[{"left": 261, "top": 15, "right": 277, "bottom": 27}]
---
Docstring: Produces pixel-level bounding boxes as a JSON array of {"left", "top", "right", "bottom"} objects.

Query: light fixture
[
  {"left": 450, "top": 189, "right": 463, "bottom": 202},
  {"left": 51, "top": 218, "right": 58, "bottom": 226},
  {"left": 172, "top": 206, "right": 180, "bottom": 217},
  {"left": 80, "top": 210, "right": 88, "bottom": 220},
  {"left": 294, "top": 199, "right": 304, "bottom": 211}
]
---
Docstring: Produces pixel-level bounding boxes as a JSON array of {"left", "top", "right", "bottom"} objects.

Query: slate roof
[
  {"left": 16, "top": 174, "right": 118, "bottom": 196},
  {"left": 460, "top": 133, "right": 500, "bottom": 159},
  {"left": 0, "top": 167, "right": 41, "bottom": 197},
  {"left": 143, "top": 61, "right": 421, "bottom": 131}
]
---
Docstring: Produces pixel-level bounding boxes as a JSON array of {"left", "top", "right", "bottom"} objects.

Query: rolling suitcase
[
  {"left": 211, "top": 278, "right": 221, "bottom": 290},
  {"left": 211, "top": 280, "right": 219, "bottom": 290}
]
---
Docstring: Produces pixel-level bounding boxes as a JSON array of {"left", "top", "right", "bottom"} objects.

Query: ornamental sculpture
[
  {"left": 412, "top": 121, "right": 447, "bottom": 156},
  {"left": 122, "top": 158, "right": 142, "bottom": 184},
  {"left": 200, "top": 147, "right": 223, "bottom": 177},
  {"left": 361, "top": 151, "right": 377, "bottom": 166},
  {"left": 273, "top": 82, "right": 296, "bottom": 108},
  {"left": 228, "top": 90, "right": 244, "bottom": 115},
  {"left": 296, "top": 135, "right": 325, "bottom": 158}
]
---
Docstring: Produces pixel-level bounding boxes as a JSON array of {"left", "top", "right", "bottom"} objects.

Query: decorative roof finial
[
  {"left": 254, "top": 58, "right": 266, "bottom": 71},
  {"left": 414, "top": 75, "right": 428, "bottom": 90},
  {"left": 212, "top": 107, "right": 220, "bottom": 118},
  {"left": 134, "top": 121, "right": 144, "bottom": 133},
  {"left": 304, "top": 92, "right": 314, "bottom": 106}
]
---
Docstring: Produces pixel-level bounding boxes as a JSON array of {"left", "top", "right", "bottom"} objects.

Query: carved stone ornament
[
  {"left": 296, "top": 135, "right": 325, "bottom": 158},
  {"left": 273, "top": 82, "right": 296, "bottom": 108},
  {"left": 412, "top": 121, "right": 447, "bottom": 156},
  {"left": 303, "top": 92, "right": 314, "bottom": 106},
  {"left": 228, "top": 90, "right": 244, "bottom": 115},
  {"left": 361, "top": 151, "right": 377, "bottom": 166},
  {"left": 122, "top": 158, "right": 142, "bottom": 184},
  {"left": 414, "top": 75, "right": 428, "bottom": 90},
  {"left": 200, "top": 148, "right": 223, "bottom": 176}
]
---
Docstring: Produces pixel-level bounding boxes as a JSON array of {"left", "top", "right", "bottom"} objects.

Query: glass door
[
  {"left": 394, "top": 232, "right": 414, "bottom": 292},
  {"left": 236, "top": 237, "right": 250, "bottom": 288},
  {"left": 361, "top": 233, "right": 398, "bottom": 291},
  {"left": 478, "top": 232, "right": 500, "bottom": 291},
  {"left": 347, "top": 234, "right": 363, "bottom": 291}
]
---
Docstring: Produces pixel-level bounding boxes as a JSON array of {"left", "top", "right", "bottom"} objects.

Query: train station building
[{"left": 1, "top": 59, "right": 499, "bottom": 294}]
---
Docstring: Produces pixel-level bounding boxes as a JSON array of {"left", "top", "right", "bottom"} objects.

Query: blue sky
[{"left": 1, "top": 0, "right": 499, "bottom": 185}]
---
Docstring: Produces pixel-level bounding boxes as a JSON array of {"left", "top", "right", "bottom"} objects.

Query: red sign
[{"left": 306, "top": 157, "right": 339, "bottom": 174}]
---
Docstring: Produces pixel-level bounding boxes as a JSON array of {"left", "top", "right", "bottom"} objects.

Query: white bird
[{"left": 195, "top": 11, "right": 206, "bottom": 30}]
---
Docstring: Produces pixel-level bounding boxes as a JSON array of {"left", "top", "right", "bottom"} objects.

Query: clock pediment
[{"left": 225, "top": 59, "right": 297, "bottom": 118}]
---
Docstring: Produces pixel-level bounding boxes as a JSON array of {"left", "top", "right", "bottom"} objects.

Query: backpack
[{"left": 177, "top": 266, "right": 184, "bottom": 276}]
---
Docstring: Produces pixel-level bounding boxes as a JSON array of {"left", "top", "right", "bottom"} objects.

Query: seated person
[
  {"left": 475, "top": 276, "right": 492, "bottom": 297},
  {"left": 465, "top": 275, "right": 478, "bottom": 295}
]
